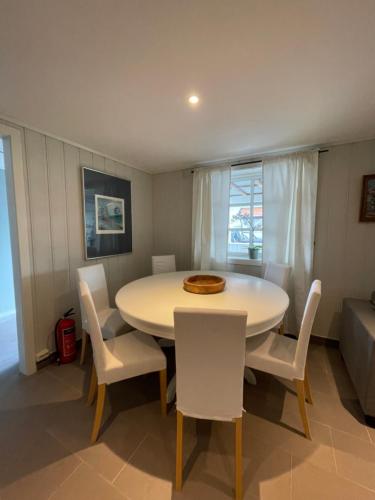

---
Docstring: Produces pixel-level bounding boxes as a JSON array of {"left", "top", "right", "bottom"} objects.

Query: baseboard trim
[
  {"left": 365, "top": 415, "right": 375, "bottom": 428},
  {"left": 284, "top": 333, "right": 339, "bottom": 348},
  {"left": 36, "top": 339, "right": 82, "bottom": 370},
  {"left": 310, "top": 335, "right": 339, "bottom": 348}
]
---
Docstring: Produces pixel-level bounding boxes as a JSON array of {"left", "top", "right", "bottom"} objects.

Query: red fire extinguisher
[{"left": 54, "top": 308, "right": 77, "bottom": 364}]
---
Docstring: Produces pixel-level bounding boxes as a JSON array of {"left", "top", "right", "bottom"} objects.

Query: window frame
[{"left": 227, "top": 164, "right": 263, "bottom": 265}]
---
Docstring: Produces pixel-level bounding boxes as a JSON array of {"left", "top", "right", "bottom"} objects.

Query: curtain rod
[
  {"left": 190, "top": 148, "right": 329, "bottom": 173},
  {"left": 231, "top": 149, "right": 329, "bottom": 167}
]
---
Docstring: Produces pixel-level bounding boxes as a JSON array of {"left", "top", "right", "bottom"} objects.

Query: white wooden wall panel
[
  {"left": 4, "top": 121, "right": 153, "bottom": 358},
  {"left": 63, "top": 143, "right": 82, "bottom": 329},
  {"left": 25, "top": 130, "right": 55, "bottom": 353},
  {"left": 313, "top": 141, "right": 375, "bottom": 339},
  {"left": 46, "top": 138, "right": 70, "bottom": 319}
]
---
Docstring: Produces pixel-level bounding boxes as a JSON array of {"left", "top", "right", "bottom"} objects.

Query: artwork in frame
[
  {"left": 95, "top": 194, "right": 125, "bottom": 234},
  {"left": 359, "top": 174, "right": 375, "bottom": 222},
  {"left": 82, "top": 167, "right": 132, "bottom": 259}
]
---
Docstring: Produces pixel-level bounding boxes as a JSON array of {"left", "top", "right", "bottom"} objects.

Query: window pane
[
  {"left": 228, "top": 165, "right": 263, "bottom": 259},
  {"left": 229, "top": 206, "right": 251, "bottom": 228},
  {"left": 228, "top": 229, "right": 250, "bottom": 243}
]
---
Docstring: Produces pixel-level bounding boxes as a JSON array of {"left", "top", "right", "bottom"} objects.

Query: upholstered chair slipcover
[
  {"left": 79, "top": 280, "right": 167, "bottom": 442},
  {"left": 245, "top": 280, "right": 322, "bottom": 438},
  {"left": 152, "top": 254, "right": 176, "bottom": 274},
  {"left": 77, "top": 264, "right": 129, "bottom": 364},
  {"left": 174, "top": 307, "right": 247, "bottom": 499},
  {"left": 263, "top": 261, "right": 292, "bottom": 335},
  {"left": 264, "top": 261, "right": 291, "bottom": 291}
]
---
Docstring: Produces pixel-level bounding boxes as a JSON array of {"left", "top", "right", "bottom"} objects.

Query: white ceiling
[{"left": 1, "top": 0, "right": 375, "bottom": 173}]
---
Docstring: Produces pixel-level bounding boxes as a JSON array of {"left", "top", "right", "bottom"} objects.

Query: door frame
[{"left": 0, "top": 122, "right": 36, "bottom": 375}]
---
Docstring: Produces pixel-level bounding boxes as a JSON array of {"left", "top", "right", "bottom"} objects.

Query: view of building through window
[{"left": 228, "top": 165, "right": 263, "bottom": 259}]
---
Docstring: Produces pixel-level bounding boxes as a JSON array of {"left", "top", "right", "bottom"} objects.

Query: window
[{"left": 228, "top": 165, "right": 263, "bottom": 260}]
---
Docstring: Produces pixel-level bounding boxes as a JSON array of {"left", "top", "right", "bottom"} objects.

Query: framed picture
[
  {"left": 359, "top": 174, "right": 375, "bottom": 222},
  {"left": 82, "top": 167, "right": 132, "bottom": 259},
  {"left": 95, "top": 194, "right": 125, "bottom": 234}
]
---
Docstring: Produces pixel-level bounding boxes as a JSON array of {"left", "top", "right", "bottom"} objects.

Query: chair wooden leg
[
  {"left": 91, "top": 384, "right": 106, "bottom": 444},
  {"left": 234, "top": 417, "right": 243, "bottom": 500},
  {"left": 159, "top": 369, "right": 167, "bottom": 416},
  {"left": 295, "top": 379, "right": 311, "bottom": 439},
  {"left": 175, "top": 410, "right": 184, "bottom": 491},
  {"left": 87, "top": 363, "right": 97, "bottom": 406},
  {"left": 304, "top": 370, "right": 313, "bottom": 405},
  {"left": 80, "top": 329, "right": 88, "bottom": 365},
  {"left": 279, "top": 322, "right": 285, "bottom": 335}
]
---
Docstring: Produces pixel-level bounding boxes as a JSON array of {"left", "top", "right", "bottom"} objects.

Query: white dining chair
[
  {"left": 174, "top": 307, "right": 247, "bottom": 500},
  {"left": 79, "top": 280, "right": 167, "bottom": 443},
  {"left": 245, "top": 280, "right": 321, "bottom": 439},
  {"left": 152, "top": 254, "right": 176, "bottom": 274},
  {"left": 263, "top": 262, "right": 291, "bottom": 334},
  {"left": 264, "top": 261, "right": 291, "bottom": 291},
  {"left": 77, "top": 264, "right": 130, "bottom": 365}
]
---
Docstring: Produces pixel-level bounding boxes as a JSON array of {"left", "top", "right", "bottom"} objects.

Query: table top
[{"left": 115, "top": 271, "right": 289, "bottom": 339}]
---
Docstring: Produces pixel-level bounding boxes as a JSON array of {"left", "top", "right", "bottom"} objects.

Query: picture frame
[
  {"left": 82, "top": 167, "right": 132, "bottom": 259},
  {"left": 359, "top": 174, "right": 375, "bottom": 222}
]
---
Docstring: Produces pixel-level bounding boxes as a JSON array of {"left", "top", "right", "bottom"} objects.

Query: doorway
[
  {"left": 0, "top": 137, "right": 18, "bottom": 371},
  {"left": 0, "top": 123, "right": 36, "bottom": 375}
]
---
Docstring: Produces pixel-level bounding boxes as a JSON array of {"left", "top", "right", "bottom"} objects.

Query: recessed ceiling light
[{"left": 188, "top": 95, "right": 199, "bottom": 105}]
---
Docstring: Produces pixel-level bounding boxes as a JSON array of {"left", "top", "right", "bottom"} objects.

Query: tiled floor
[{"left": 0, "top": 343, "right": 374, "bottom": 499}]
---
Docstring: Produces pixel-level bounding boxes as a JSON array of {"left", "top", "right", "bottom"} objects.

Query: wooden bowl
[{"left": 183, "top": 275, "right": 226, "bottom": 294}]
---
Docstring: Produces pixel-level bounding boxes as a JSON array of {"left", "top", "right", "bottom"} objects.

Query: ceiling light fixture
[{"left": 188, "top": 95, "right": 199, "bottom": 105}]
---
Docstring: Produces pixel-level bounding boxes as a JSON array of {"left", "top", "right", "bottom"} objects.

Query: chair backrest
[
  {"left": 77, "top": 264, "right": 110, "bottom": 329},
  {"left": 78, "top": 280, "right": 107, "bottom": 382},
  {"left": 152, "top": 255, "right": 176, "bottom": 275},
  {"left": 174, "top": 307, "right": 247, "bottom": 421},
  {"left": 264, "top": 261, "right": 291, "bottom": 291},
  {"left": 294, "top": 280, "right": 322, "bottom": 378}
]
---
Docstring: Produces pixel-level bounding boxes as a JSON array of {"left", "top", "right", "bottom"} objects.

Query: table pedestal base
[
  {"left": 167, "top": 374, "right": 176, "bottom": 404},
  {"left": 244, "top": 367, "right": 257, "bottom": 385}
]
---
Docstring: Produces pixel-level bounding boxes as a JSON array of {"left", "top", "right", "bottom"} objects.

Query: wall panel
[
  {"left": 25, "top": 130, "right": 55, "bottom": 353},
  {"left": 46, "top": 137, "right": 70, "bottom": 319},
  {"left": 7, "top": 121, "right": 153, "bottom": 358}
]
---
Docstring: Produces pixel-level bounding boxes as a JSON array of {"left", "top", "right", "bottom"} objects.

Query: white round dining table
[
  {"left": 115, "top": 270, "right": 289, "bottom": 339},
  {"left": 116, "top": 270, "right": 289, "bottom": 401}
]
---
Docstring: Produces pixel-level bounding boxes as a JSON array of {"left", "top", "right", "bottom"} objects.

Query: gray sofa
[{"left": 340, "top": 298, "right": 375, "bottom": 423}]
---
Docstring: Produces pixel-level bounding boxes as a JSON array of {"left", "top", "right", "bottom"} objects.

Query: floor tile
[
  {"left": 0, "top": 344, "right": 373, "bottom": 499},
  {"left": 305, "top": 389, "right": 370, "bottom": 441},
  {"left": 114, "top": 433, "right": 174, "bottom": 500},
  {"left": 0, "top": 430, "right": 80, "bottom": 500},
  {"left": 332, "top": 428, "right": 375, "bottom": 491},
  {"left": 291, "top": 459, "right": 375, "bottom": 500},
  {"left": 244, "top": 411, "right": 336, "bottom": 473},
  {"left": 46, "top": 360, "right": 89, "bottom": 396},
  {"left": 50, "top": 463, "right": 127, "bottom": 500}
]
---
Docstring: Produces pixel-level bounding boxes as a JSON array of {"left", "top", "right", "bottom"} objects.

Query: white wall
[
  {"left": 2, "top": 120, "right": 153, "bottom": 358},
  {"left": 152, "top": 139, "right": 375, "bottom": 340},
  {"left": 152, "top": 170, "right": 193, "bottom": 271},
  {"left": 314, "top": 139, "right": 375, "bottom": 339}
]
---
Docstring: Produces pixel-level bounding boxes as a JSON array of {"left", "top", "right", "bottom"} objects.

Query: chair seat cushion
[
  {"left": 97, "top": 308, "right": 130, "bottom": 339},
  {"left": 100, "top": 330, "right": 166, "bottom": 385},
  {"left": 245, "top": 331, "right": 298, "bottom": 380}
]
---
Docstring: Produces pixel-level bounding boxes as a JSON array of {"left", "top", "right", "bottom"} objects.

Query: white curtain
[
  {"left": 263, "top": 151, "right": 318, "bottom": 333},
  {"left": 192, "top": 165, "right": 231, "bottom": 270}
]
